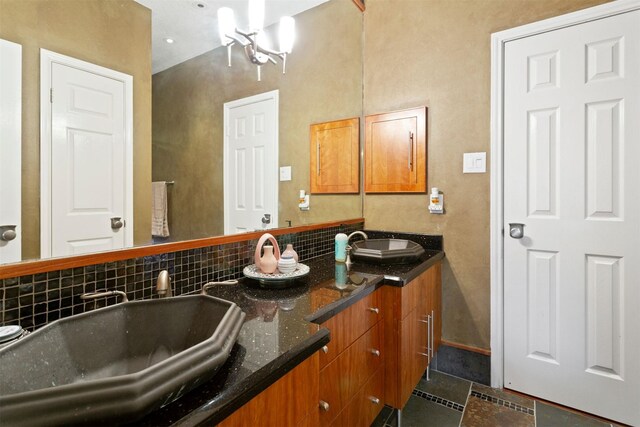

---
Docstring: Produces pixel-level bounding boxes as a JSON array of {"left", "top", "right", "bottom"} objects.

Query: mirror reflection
[{"left": 0, "top": 0, "right": 363, "bottom": 265}]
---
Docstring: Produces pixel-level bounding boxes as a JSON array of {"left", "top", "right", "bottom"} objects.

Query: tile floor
[{"left": 372, "top": 370, "right": 619, "bottom": 427}]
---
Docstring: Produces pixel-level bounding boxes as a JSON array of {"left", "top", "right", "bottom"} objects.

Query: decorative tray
[{"left": 243, "top": 263, "right": 310, "bottom": 287}]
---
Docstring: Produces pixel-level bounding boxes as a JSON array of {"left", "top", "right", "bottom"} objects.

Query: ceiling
[{"left": 135, "top": 0, "right": 329, "bottom": 74}]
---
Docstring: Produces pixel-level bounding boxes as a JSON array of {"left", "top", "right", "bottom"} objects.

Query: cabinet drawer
[
  {"left": 330, "top": 366, "right": 385, "bottom": 427},
  {"left": 319, "top": 321, "right": 383, "bottom": 426},
  {"left": 319, "top": 290, "right": 382, "bottom": 369}
]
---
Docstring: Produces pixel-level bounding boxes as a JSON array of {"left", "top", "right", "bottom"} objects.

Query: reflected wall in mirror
[
  {"left": 0, "top": 0, "right": 363, "bottom": 265},
  {"left": 151, "top": 0, "right": 363, "bottom": 242}
]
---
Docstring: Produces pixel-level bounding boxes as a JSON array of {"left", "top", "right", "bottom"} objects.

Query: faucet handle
[{"left": 345, "top": 245, "right": 353, "bottom": 270}]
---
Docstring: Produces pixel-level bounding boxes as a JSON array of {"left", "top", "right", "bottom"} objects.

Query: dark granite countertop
[{"left": 135, "top": 244, "right": 444, "bottom": 426}]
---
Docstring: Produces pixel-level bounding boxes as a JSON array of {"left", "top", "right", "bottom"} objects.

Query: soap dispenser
[{"left": 335, "top": 233, "right": 347, "bottom": 262}]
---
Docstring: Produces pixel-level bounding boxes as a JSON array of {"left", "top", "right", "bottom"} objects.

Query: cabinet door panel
[
  {"left": 365, "top": 107, "right": 427, "bottom": 193},
  {"left": 399, "top": 308, "right": 429, "bottom": 407},
  {"left": 219, "top": 353, "right": 319, "bottom": 427},
  {"left": 310, "top": 118, "right": 360, "bottom": 194}
]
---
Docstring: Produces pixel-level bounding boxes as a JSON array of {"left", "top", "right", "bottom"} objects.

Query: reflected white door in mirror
[
  {"left": 224, "top": 90, "right": 279, "bottom": 235},
  {"left": 40, "top": 50, "right": 134, "bottom": 258},
  {"left": 0, "top": 39, "right": 22, "bottom": 264}
]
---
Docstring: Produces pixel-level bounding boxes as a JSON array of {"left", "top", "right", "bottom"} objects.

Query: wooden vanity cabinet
[
  {"left": 364, "top": 107, "right": 427, "bottom": 193},
  {"left": 382, "top": 262, "right": 442, "bottom": 409},
  {"left": 317, "top": 289, "right": 385, "bottom": 427},
  {"left": 218, "top": 352, "right": 320, "bottom": 427},
  {"left": 310, "top": 118, "right": 360, "bottom": 194}
]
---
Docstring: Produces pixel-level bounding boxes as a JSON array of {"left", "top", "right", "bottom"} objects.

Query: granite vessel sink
[
  {"left": 351, "top": 238, "right": 425, "bottom": 264},
  {"left": 0, "top": 295, "right": 245, "bottom": 426}
]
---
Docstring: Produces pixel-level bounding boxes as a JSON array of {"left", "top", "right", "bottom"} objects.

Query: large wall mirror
[{"left": 0, "top": 0, "right": 363, "bottom": 266}]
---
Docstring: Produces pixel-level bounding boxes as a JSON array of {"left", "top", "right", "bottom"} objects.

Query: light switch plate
[
  {"left": 279, "top": 166, "right": 292, "bottom": 181},
  {"left": 463, "top": 152, "right": 486, "bottom": 173}
]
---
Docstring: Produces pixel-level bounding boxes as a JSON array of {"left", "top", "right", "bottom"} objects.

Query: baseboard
[
  {"left": 433, "top": 342, "right": 491, "bottom": 385},
  {"left": 440, "top": 339, "right": 491, "bottom": 356}
]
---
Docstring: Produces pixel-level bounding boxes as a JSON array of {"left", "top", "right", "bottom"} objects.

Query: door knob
[
  {"left": 0, "top": 225, "right": 17, "bottom": 241},
  {"left": 261, "top": 214, "right": 271, "bottom": 224},
  {"left": 509, "top": 223, "right": 525, "bottom": 239},
  {"left": 110, "top": 217, "right": 124, "bottom": 230}
]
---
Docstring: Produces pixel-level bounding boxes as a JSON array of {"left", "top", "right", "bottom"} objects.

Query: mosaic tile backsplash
[{"left": 1, "top": 222, "right": 363, "bottom": 331}]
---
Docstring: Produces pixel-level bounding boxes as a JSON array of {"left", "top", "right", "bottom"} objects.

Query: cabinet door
[
  {"left": 219, "top": 353, "right": 319, "bottom": 427},
  {"left": 364, "top": 107, "right": 427, "bottom": 193},
  {"left": 398, "top": 307, "right": 428, "bottom": 407},
  {"left": 310, "top": 117, "right": 360, "bottom": 194},
  {"left": 428, "top": 262, "right": 442, "bottom": 355}
]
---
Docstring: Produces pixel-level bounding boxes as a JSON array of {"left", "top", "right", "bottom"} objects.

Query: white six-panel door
[
  {"left": 503, "top": 10, "right": 640, "bottom": 425},
  {"left": 41, "top": 50, "right": 133, "bottom": 258},
  {"left": 223, "top": 91, "right": 279, "bottom": 235},
  {"left": 0, "top": 39, "right": 22, "bottom": 264}
]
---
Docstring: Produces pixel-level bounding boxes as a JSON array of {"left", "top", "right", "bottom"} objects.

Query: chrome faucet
[
  {"left": 81, "top": 290, "right": 129, "bottom": 303},
  {"left": 344, "top": 231, "right": 367, "bottom": 270},
  {"left": 201, "top": 280, "right": 238, "bottom": 295},
  {"left": 347, "top": 230, "right": 368, "bottom": 243},
  {"left": 156, "top": 270, "right": 172, "bottom": 298}
]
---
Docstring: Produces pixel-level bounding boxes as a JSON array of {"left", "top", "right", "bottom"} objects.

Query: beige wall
[
  {"left": 363, "top": 0, "right": 608, "bottom": 350},
  {"left": 0, "top": 0, "right": 152, "bottom": 259},
  {"left": 152, "top": 0, "right": 363, "bottom": 241}
]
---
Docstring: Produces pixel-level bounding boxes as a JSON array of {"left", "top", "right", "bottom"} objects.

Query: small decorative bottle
[
  {"left": 259, "top": 245, "right": 278, "bottom": 274},
  {"left": 282, "top": 244, "right": 299, "bottom": 263}
]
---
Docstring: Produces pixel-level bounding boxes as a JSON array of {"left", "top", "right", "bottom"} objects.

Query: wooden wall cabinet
[
  {"left": 364, "top": 107, "right": 427, "bottom": 193},
  {"left": 310, "top": 118, "right": 360, "bottom": 194},
  {"left": 382, "top": 262, "right": 442, "bottom": 409}
]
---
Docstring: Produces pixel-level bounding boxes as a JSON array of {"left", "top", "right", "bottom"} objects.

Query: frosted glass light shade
[
  {"left": 217, "top": 7, "right": 236, "bottom": 46},
  {"left": 257, "top": 31, "right": 271, "bottom": 50},
  {"left": 279, "top": 16, "right": 295, "bottom": 54},
  {"left": 248, "top": 0, "right": 265, "bottom": 31}
]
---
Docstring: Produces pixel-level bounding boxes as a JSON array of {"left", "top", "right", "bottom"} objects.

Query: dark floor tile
[
  {"left": 415, "top": 370, "right": 471, "bottom": 405},
  {"left": 536, "top": 402, "right": 611, "bottom": 427},
  {"left": 461, "top": 395, "right": 534, "bottom": 427},
  {"left": 434, "top": 345, "right": 491, "bottom": 385},
  {"left": 471, "top": 383, "right": 534, "bottom": 410},
  {"left": 387, "top": 396, "right": 462, "bottom": 427},
  {"left": 371, "top": 405, "right": 394, "bottom": 427}
]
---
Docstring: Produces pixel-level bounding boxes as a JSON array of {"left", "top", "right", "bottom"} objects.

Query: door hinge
[{"left": 50, "top": 88, "right": 53, "bottom": 103}]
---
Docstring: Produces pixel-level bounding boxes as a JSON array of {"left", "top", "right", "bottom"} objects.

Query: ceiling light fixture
[
  {"left": 217, "top": 0, "right": 295, "bottom": 81},
  {"left": 164, "top": 38, "right": 175, "bottom": 44}
]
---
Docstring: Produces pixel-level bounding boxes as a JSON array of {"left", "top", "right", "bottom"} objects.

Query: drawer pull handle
[
  {"left": 368, "top": 307, "right": 379, "bottom": 314},
  {"left": 319, "top": 400, "right": 330, "bottom": 411},
  {"left": 369, "top": 396, "right": 380, "bottom": 405},
  {"left": 370, "top": 349, "right": 380, "bottom": 357},
  {"left": 322, "top": 345, "right": 329, "bottom": 354}
]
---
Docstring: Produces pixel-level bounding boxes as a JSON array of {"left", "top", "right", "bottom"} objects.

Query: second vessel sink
[
  {"left": 351, "top": 238, "right": 425, "bottom": 264},
  {"left": 0, "top": 294, "right": 245, "bottom": 426}
]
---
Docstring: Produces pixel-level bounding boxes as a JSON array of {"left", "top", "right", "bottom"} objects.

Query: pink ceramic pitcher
[{"left": 254, "top": 233, "right": 281, "bottom": 273}]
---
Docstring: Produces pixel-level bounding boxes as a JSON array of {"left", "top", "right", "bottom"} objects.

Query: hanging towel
[{"left": 152, "top": 181, "right": 170, "bottom": 237}]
